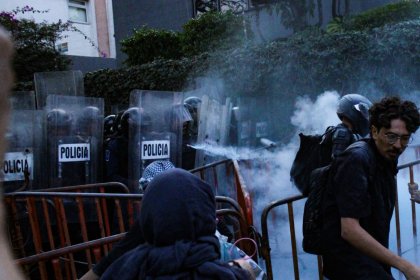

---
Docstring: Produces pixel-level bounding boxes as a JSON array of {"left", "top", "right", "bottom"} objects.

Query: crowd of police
[
  {"left": 2, "top": 94, "right": 198, "bottom": 193},
  {"left": 102, "top": 95, "right": 200, "bottom": 193},
  {"left": 2, "top": 86, "right": 276, "bottom": 195}
]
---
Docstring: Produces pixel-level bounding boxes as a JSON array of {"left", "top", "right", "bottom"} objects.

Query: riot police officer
[
  {"left": 332, "top": 93, "right": 373, "bottom": 158},
  {"left": 183, "top": 97, "right": 201, "bottom": 169},
  {"left": 45, "top": 108, "right": 86, "bottom": 187},
  {"left": 104, "top": 107, "right": 150, "bottom": 192},
  {"left": 104, "top": 114, "right": 117, "bottom": 140},
  {"left": 77, "top": 106, "right": 102, "bottom": 137}
]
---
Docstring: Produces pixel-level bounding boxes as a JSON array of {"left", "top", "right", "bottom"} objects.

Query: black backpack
[
  {"left": 290, "top": 126, "right": 335, "bottom": 196},
  {"left": 302, "top": 140, "right": 374, "bottom": 255}
]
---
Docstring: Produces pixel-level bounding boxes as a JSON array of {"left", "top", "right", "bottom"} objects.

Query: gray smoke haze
[
  {"left": 183, "top": 13, "right": 420, "bottom": 279},
  {"left": 188, "top": 84, "right": 420, "bottom": 278}
]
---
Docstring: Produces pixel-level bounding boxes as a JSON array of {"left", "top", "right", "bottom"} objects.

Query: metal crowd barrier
[
  {"left": 259, "top": 159, "right": 420, "bottom": 280},
  {"left": 190, "top": 159, "right": 258, "bottom": 258},
  {"left": 190, "top": 158, "right": 254, "bottom": 228},
  {"left": 5, "top": 192, "right": 249, "bottom": 280},
  {"left": 4, "top": 159, "right": 257, "bottom": 280},
  {"left": 4, "top": 191, "right": 142, "bottom": 280}
]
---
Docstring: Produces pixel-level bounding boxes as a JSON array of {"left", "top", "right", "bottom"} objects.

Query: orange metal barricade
[
  {"left": 5, "top": 160, "right": 258, "bottom": 279},
  {"left": 190, "top": 159, "right": 258, "bottom": 258},
  {"left": 5, "top": 192, "right": 142, "bottom": 280},
  {"left": 6, "top": 194, "right": 248, "bottom": 280}
]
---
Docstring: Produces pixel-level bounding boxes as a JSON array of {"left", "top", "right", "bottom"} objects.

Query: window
[
  {"left": 57, "top": 42, "right": 69, "bottom": 53},
  {"left": 68, "top": 0, "right": 88, "bottom": 23}
]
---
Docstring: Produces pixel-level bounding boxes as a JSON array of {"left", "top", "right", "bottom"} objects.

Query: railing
[
  {"left": 35, "top": 182, "right": 130, "bottom": 194},
  {"left": 191, "top": 159, "right": 257, "bottom": 258},
  {"left": 259, "top": 158, "right": 420, "bottom": 280},
  {"left": 5, "top": 191, "right": 142, "bottom": 280},
  {"left": 6, "top": 192, "right": 248, "bottom": 280},
  {"left": 190, "top": 159, "right": 254, "bottom": 228},
  {"left": 4, "top": 159, "right": 258, "bottom": 279}
]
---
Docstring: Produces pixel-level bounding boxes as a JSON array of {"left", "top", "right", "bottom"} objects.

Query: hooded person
[
  {"left": 101, "top": 168, "right": 252, "bottom": 280},
  {"left": 80, "top": 160, "right": 176, "bottom": 280}
]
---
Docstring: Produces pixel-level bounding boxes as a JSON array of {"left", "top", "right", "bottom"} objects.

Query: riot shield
[
  {"left": 1, "top": 110, "right": 43, "bottom": 192},
  {"left": 129, "top": 90, "right": 187, "bottom": 191},
  {"left": 233, "top": 97, "right": 256, "bottom": 147},
  {"left": 34, "top": 70, "right": 84, "bottom": 109},
  {"left": 10, "top": 91, "right": 36, "bottom": 110},
  {"left": 187, "top": 77, "right": 226, "bottom": 102},
  {"left": 233, "top": 97, "right": 275, "bottom": 148},
  {"left": 195, "top": 95, "right": 232, "bottom": 167},
  {"left": 43, "top": 95, "right": 104, "bottom": 188},
  {"left": 254, "top": 97, "right": 276, "bottom": 147},
  {"left": 183, "top": 96, "right": 202, "bottom": 170}
]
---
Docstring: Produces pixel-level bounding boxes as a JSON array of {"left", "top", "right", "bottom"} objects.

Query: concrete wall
[
  {"left": 112, "top": 0, "right": 396, "bottom": 63},
  {"left": 112, "top": 0, "right": 193, "bottom": 66},
  {"left": 68, "top": 55, "right": 117, "bottom": 74}
]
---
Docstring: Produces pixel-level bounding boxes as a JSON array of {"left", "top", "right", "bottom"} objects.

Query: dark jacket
[
  {"left": 104, "top": 135, "right": 129, "bottom": 187},
  {"left": 321, "top": 139, "right": 397, "bottom": 280}
]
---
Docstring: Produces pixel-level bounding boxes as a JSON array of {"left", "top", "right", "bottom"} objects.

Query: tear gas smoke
[{"left": 190, "top": 89, "right": 420, "bottom": 278}]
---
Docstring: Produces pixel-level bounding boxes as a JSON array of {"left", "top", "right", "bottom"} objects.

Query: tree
[
  {"left": 182, "top": 11, "right": 251, "bottom": 55},
  {"left": 120, "top": 27, "right": 183, "bottom": 66},
  {"left": 0, "top": 6, "right": 71, "bottom": 85}
]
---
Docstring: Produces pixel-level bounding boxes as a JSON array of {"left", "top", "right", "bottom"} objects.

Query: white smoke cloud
[
  {"left": 191, "top": 87, "right": 420, "bottom": 278},
  {"left": 290, "top": 91, "right": 341, "bottom": 134}
]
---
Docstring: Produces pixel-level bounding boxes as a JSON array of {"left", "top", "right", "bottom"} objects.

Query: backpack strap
[
  {"left": 344, "top": 140, "right": 376, "bottom": 179},
  {"left": 320, "top": 126, "right": 336, "bottom": 145}
]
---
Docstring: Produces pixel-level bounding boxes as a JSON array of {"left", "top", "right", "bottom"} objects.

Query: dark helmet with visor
[
  {"left": 337, "top": 94, "right": 372, "bottom": 136},
  {"left": 118, "top": 107, "right": 152, "bottom": 134},
  {"left": 104, "top": 114, "right": 116, "bottom": 136},
  {"left": 184, "top": 96, "right": 202, "bottom": 110},
  {"left": 46, "top": 108, "right": 73, "bottom": 128}
]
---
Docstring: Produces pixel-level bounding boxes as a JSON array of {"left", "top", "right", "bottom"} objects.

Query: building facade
[{"left": 0, "top": 0, "right": 116, "bottom": 59}]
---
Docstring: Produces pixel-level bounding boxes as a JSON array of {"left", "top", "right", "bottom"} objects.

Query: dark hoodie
[{"left": 101, "top": 168, "right": 250, "bottom": 280}]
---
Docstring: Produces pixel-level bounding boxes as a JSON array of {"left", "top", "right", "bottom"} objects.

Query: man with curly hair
[{"left": 321, "top": 96, "right": 420, "bottom": 279}]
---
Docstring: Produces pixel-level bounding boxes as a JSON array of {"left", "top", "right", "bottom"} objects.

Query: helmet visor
[
  {"left": 354, "top": 102, "right": 370, "bottom": 120},
  {"left": 175, "top": 105, "right": 193, "bottom": 123}
]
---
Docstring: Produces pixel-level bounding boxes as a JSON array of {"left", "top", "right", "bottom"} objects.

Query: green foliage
[
  {"left": 326, "top": 17, "right": 345, "bottom": 33},
  {"left": 119, "top": 11, "right": 250, "bottom": 66},
  {"left": 120, "top": 11, "right": 251, "bottom": 66},
  {"left": 348, "top": 1, "right": 420, "bottom": 31},
  {"left": 0, "top": 7, "right": 70, "bottom": 84},
  {"left": 86, "top": 20, "right": 420, "bottom": 113},
  {"left": 84, "top": 57, "right": 203, "bottom": 112},
  {"left": 181, "top": 11, "right": 250, "bottom": 56},
  {"left": 120, "top": 27, "right": 183, "bottom": 66},
  {"left": 327, "top": 1, "right": 420, "bottom": 33}
]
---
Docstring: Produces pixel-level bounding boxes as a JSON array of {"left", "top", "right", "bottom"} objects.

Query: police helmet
[
  {"left": 114, "top": 111, "right": 125, "bottom": 134},
  {"left": 104, "top": 114, "right": 116, "bottom": 136},
  {"left": 78, "top": 106, "right": 101, "bottom": 125},
  {"left": 77, "top": 106, "right": 101, "bottom": 134},
  {"left": 81, "top": 106, "right": 101, "bottom": 121},
  {"left": 46, "top": 108, "right": 73, "bottom": 128},
  {"left": 118, "top": 107, "right": 152, "bottom": 134},
  {"left": 165, "top": 104, "right": 193, "bottom": 128},
  {"left": 337, "top": 94, "right": 372, "bottom": 136},
  {"left": 184, "top": 96, "right": 202, "bottom": 110}
]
